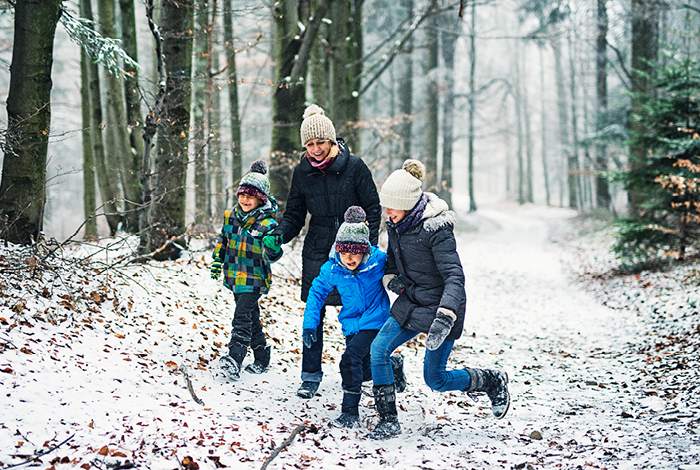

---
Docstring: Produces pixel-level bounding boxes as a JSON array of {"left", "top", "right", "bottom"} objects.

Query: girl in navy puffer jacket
[{"left": 303, "top": 207, "right": 405, "bottom": 428}]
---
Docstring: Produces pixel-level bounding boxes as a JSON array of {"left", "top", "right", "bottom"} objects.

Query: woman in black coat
[
  {"left": 263, "top": 105, "right": 381, "bottom": 398},
  {"left": 367, "top": 159, "right": 510, "bottom": 440}
]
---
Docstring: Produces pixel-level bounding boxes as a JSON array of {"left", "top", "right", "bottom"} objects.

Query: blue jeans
[{"left": 370, "top": 316, "right": 471, "bottom": 392}]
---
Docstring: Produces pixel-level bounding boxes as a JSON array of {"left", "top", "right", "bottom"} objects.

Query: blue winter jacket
[{"left": 304, "top": 245, "right": 390, "bottom": 336}]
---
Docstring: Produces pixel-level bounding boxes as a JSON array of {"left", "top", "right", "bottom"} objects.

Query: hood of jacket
[{"left": 420, "top": 192, "right": 456, "bottom": 233}]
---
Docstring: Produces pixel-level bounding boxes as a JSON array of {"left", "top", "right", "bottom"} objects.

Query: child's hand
[
  {"left": 302, "top": 329, "right": 317, "bottom": 349},
  {"left": 210, "top": 258, "right": 222, "bottom": 279},
  {"left": 263, "top": 234, "right": 283, "bottom": 253},
  {"left": 426, "top": 308, "right": 456, "bottom": 350}
]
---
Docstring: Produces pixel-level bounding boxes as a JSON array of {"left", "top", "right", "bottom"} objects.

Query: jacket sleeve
[
  {"left": 274, "top": 164, "right": 307, "bottom": 243},
  {"left": 385, "top": 239, "right": 399, "bottom": 276},
  {"left": 303, "top": 263, "right": 335, "bottom": 330},
  {"left": 212, "top": 214, "right": 230, "bottom": 260},
  {"left": 429, "top": 227, "right": 466, "bottom": 313},
  {"left": 354, "top": 159, "right": 382, "bottom": 245}
]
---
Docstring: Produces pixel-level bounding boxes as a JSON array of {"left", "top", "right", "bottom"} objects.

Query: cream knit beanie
[
  {"left": 379, "top": 159, "right": 425, "bottom": 210},
  {"left": 300, "top": 104, "right": 336, "bottom": 145}
]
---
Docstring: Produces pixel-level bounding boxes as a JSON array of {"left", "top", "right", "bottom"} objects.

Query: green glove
[
  {"left": 263, "top": 234, "right": 283, "bottom": 253},
  {"left": 210, "top": 258, "right": 222, "bottom": 279}
]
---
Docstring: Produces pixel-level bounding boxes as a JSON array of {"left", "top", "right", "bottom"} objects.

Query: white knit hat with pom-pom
[
  {"left": 300, "top": 104, "right": 336, "bottom": 146},
  {"left": 236, "top": 160, "right": 270, "bottom": 203},
  {"left": 379, "top": 159, "right": 425, "bottom": 210},
  {"left": 335, "top": 206, "right": 370, "bottom": 254}
]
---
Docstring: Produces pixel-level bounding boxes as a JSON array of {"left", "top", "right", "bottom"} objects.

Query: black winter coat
[
  {"left": 275, "top": 138, "right": 381, "bottom": 303},
  {"left": 386, "top": 193, "right": 466, "bottom": 340}
]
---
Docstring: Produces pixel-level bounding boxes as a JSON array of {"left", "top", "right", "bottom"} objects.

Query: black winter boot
[
  {"left": 465, "top": 367, "right": 510, "bottom": 419},
  {"left": 391, "top": 353, "right": 408, "bottom": 393},
  {"left": 367, "top": 384, "right": 401, "bottom": 440},
  {"left": 220, "top": 343, "right": 247, "bottom": 381},
  {"left": 245, "top": 345, "right": 271, "bottom": 374},
  {"left": 331, "top": 391, "right": 361, "bottom": 428}
]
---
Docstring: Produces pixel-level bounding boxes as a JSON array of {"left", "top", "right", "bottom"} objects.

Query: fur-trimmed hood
[{"left": 421, "top": 192, "right": 457, "bottom": 232}]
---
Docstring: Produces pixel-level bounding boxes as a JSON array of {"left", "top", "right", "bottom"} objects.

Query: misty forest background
[{"left": 0, "top": 0, "right": 695, "bottom": 267}]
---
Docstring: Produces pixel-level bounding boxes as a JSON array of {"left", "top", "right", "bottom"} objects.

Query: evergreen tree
[{"left": 615, "top": 53, "right": 700, "bottom": 267}]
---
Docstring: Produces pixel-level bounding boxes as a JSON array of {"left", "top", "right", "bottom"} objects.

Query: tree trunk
[
  {"left": 270, "top": 0, "right": 328, "bottom": 211},
  {"left": 568, "top": 32, "right": 582, "bottom": 210},
  {"left": 0, "top": 0, "right": 62, "bottom": 245},
  {"left": 628, "top": 0, "right": 657, "bottom": 215},
  {"left": 397, "top": 0, "right": 413, "bottom": 167},
  {"left": 595, "top": 0, "right": 610, "bottom": 210},
  {"left": 467, "top": 1, "right": 477, "bottom": 212},
  {"left": 439, "top": 7, "right": 459, "bottom": 208},
  {"left": 552, "top": 38, "right": 575, "bottom": 209},
  {"left": 523, "top": 46, "right": 534, "bottom": 204},
  {"left": 139, "top": 0, "right": 166, "bottom": 254},
  {"left": 329, "top": 0, "right": 362, "bottom": 151},
  {"left": 120, "top": 0, "right": 145, "bottom": 164},
  {"left": 515, "top": 34, "right": 525, "bottom": 205},
  {"left": 193, "top": 0, "right": 209, "bottom": 226},
  {"left": 270, "top": 0, "right": 305, "bottom": 211},
  {"left": 310, "top": 0, "right": 330, "bottom": 111},
  {"left": 149, "top": 0, "right": 195, "bottom": 250},
  {"left": 539, "top": 46, "right": 551, "bottom": 206},
  {"left": 80, "top": 0, "right": 120, "bottom": 235},
  {"left": 210, "top": 35, "right": 224, "bottom": 218},
  {"left": 423, "top": 6, "right": 439, "bottom": 192},
  {"left": 98, "top": 0, "right": 141, "bottom": 232},
  {"left": 81, "top": 49, "right": 98, "bottom": 240},
  {"left": 223, "top": 0, "right": 242, "bottom": 188}
]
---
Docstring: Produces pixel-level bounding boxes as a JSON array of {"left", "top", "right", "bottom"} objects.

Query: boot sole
[
  {"left": 219, "top": 356, "right": 241, "bottom": 381},
  {"left": 494, "top": 371, "right": 510, "bottom": 420}
]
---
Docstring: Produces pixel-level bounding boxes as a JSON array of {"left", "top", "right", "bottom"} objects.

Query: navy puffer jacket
[
  {"left": 275, "top": 138, "right": 381, "bottom": 303},
  {"left": 386, "top": 192, "right": 466, "bottom": 340}
]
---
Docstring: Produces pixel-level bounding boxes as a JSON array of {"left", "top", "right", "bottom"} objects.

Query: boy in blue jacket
[{"left": 303, "top": 206, "right": 406, "bottom": 428}]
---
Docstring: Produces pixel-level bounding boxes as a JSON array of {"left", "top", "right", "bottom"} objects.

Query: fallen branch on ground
[
  {"left": 260, "top": 424, "right": 306, "bottom": 470},
  {"left": 179, "top": 364, "right": 204, "bottom": 405}
]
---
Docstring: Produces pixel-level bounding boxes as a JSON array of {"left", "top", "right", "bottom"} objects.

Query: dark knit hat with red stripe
[
  {"left": 335, "top": 206, "right": 370, "bottom": 254},
  {"left": 236, "top": 160, "right": 270, "bottom": 204}
]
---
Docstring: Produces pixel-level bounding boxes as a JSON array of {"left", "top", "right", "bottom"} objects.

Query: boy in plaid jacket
[{"left": 211, "top": 160, "right": 282, "bottom": 380}]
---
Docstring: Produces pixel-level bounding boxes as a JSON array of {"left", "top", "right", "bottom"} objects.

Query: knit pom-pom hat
[
  {"left": 236, "top": 160, "right": 270, "bottom": 203},
  {"left": 300, "top": 104, "right": 336, "bottom": 146},
  {"left": 379, "top": 159, "right": 425, "bottom": 210},
  {"left": 335, "top": 206, "right": 370, "bottom": 255}
]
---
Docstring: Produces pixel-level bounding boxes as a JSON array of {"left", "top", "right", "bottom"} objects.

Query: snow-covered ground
[{"left": 1, "top": 203, "right": 699, "bottom": 469}]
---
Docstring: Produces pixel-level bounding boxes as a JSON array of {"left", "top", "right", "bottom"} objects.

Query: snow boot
[
  {"left": 244, "top": 345, "right": 271, "bottom": 374},
  {"left": 391, "top": 353, "right": 407, "bottom": 393},
  {"left": 296, "top": 381, "right": 320, "bottom": 399},
  {"left": 464, "top": 367, "right": 510, "bottom": 419},
  {"left": 367, "top": 384, "right": 401, "bottom": 440},
  {"left": 220, "top": 344, "right": 247, "bottom": 381},
  {"left": 331, "top": 391, "right": 361, "bottom": 428}
]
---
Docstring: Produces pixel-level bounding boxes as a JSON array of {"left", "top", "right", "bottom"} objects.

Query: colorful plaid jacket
[{"left": 212, "top": 198, "right": 282, "bottom": 294}]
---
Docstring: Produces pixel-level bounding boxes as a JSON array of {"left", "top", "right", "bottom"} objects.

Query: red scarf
[{"left": 307, "top": 154, "right": 335, "bottom": 173}]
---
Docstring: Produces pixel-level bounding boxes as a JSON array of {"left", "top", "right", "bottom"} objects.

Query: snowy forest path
[{"left": 446, "top": 204, "right": 694, "bottom": 468}]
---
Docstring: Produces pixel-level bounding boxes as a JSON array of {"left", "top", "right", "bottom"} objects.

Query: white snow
[{"left": 1, "top": 203, "right": 699, "bottom": 469}]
